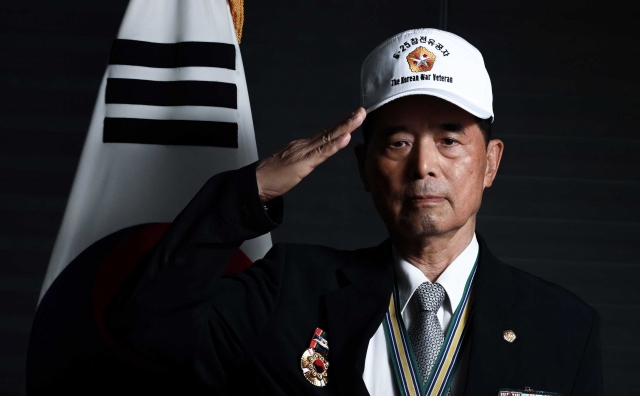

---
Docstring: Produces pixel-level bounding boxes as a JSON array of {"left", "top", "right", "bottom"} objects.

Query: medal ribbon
[
  {"left": 309, "top": 328, "right": 329, "bottom": 357},
  {"left": 383, "top": 257, "right": 478, "bottom": 396}
]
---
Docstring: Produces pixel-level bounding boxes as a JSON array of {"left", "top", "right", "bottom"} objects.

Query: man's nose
[{"left": 409, "top": 139, "right": 438, "bottom": 180}]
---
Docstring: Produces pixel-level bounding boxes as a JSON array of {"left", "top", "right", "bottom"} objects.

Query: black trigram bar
[
  {"left": 103, "top": 118, "right": 238, "bottom": 148},
  {"left": 106, "top": 78, "right": 237, "bottom": 109},
  {"left": 109, "top": 39, "right": 235, "bottom": 70}
]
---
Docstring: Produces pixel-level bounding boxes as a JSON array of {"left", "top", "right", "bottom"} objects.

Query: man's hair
[{"left": 362, "top": 110, "right": 493, "bottom": 148}]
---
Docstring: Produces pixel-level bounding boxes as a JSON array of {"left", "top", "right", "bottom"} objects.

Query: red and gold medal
[{"left": 300, "top": 328, "right": 329, "bottom": 387}]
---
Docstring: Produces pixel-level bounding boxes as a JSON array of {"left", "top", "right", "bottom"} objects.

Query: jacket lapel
[
  {"left": 463, "top": 235, "right": 525, "bottom": 396},
  {"left": 323, "top": 239, "right": 395, "bottom": 396}
]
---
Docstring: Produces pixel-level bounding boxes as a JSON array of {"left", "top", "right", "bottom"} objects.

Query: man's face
[{"left": 355, "top": 95, "right": 503, "bottom": 240}]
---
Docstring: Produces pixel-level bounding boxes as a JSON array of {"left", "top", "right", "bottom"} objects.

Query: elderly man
[{"left": 104, "top": 29, "right": 601, "bottom": 395}]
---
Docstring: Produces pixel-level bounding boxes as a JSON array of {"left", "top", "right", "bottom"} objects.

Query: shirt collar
[{"left": 393, "top": 233, "right": 479, "bottom": 315}]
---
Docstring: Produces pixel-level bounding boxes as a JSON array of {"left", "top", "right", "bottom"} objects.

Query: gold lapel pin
[{"left": 503, "top": 330, "right": 516, "bottom": 343}]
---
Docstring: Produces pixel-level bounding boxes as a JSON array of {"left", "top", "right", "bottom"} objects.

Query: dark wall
[
  {"left": 0, "top": 1, "right": 129, "bottom": 394},
  {"left": 0, "top": 0, "right": 637, "bottom": 394}
]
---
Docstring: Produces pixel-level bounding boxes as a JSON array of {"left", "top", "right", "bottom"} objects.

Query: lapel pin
[
  {"left": 503, "top": 330, "right": 516, "bottom": 343},
  {"left": 301, "top": 328, "right": 330, "bottom": 387}
]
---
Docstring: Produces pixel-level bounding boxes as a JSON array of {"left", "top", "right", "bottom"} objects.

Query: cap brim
[{"left": 365, "top": 88, "right": 494, "bottom": 121}]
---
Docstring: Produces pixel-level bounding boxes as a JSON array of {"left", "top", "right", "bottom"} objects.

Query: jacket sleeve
[
  {"left": 105, "top": 161, "right": 285, "bottom": 389},
  {"left": 570, "top": 309, "right": 603, "bottom": 395}
]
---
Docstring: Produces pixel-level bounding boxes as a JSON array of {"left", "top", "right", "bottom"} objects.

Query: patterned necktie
[{"left": 408, "top": 282, "right": 446, "bottom": 385}]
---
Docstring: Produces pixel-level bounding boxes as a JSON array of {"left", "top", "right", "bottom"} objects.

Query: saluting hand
[{"left": 256, "top": 107, "right": 366, "bottom": 202}]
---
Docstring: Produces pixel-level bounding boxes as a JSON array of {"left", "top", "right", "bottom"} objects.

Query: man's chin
[
  {"left": 392, "top": 212, "right": 477, "bottom": 241},
  {"left": 394, "top": 218, "right": 452, "bottom": 239}
]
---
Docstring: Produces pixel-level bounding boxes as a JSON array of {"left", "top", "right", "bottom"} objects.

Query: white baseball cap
[{"left": 361, "top": 28, "right": 494, "bottom": 120}]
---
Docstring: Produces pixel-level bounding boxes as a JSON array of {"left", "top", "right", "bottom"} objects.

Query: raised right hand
[{"left": 255, "top": 107, "right": 366, "bottom": 202}]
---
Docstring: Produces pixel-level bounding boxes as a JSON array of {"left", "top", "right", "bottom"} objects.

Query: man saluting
[{"left": 103, "top": 29, "right": 602, "bottom": 395}]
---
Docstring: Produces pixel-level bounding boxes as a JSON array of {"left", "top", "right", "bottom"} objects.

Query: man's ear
[
  {"left": 354, "top": 144, "right": 370, "bottom": 192},
  {"left": 484, "top": 138, "right": 504, "bottom": 188}
]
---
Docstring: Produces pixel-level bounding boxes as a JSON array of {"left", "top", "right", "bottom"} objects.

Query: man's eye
[
  {"left": 442, "top": 138, "right": 458, "bottom": 146},
  {"left": 391, "top": 141, "right": 408, "bottom": 148}
]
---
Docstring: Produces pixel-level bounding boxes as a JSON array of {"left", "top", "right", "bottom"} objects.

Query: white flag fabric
[{"left": 39, "top": 0, "right": 271, "bottom": 302}]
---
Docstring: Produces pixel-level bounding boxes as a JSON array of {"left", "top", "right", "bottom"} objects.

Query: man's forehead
[{"left": 372, "top": 95, "right": 477, "bottom": 127}]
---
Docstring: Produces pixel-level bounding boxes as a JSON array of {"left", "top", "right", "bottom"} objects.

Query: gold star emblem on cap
[
  {"left": 503, "top": 330, "right": 516, "bottom": 343},
  {"left": 406, "top": 46, "right": 436, "bottom": 72}
]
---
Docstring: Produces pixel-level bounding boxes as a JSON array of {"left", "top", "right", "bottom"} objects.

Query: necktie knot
[{"left": 413, "top": 282, "right": 446, "bottom": 312}]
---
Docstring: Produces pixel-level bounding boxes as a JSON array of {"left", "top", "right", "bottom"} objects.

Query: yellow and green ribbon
[{"left": 383, "top": 258, "right": 477, "bottom": 396}]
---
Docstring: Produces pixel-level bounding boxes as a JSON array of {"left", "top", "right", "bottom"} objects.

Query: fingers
[
  {"left": 305, "top": 107, "right": 365, "bottom": 168},
  {"left": 309, "top": 107, "right": 366, "bottom": 151}
]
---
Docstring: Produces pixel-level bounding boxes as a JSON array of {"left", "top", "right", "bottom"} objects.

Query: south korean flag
[{"left": 38, "top": 0, "right": 270, "bottom": 301}]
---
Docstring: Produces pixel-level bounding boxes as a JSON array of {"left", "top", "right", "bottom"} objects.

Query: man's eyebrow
[
  {"left": 438, "top": 122, "right": 466, "bottom": 134},
  {"left": 379, "top": 125, "right": 408, "bottom": 137}
]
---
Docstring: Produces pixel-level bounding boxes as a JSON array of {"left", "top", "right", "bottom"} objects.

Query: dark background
[{"left": 1, "top": 0, "right": 638, "bottom": 394}]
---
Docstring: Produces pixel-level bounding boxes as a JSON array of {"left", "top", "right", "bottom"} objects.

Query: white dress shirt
[{"left": 362, "top": 234, "right": 479, "bottom": 396}]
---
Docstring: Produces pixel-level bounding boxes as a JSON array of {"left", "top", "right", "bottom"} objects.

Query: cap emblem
[{"left": 406, "top": 46, "right": 436, "bottom": 72}]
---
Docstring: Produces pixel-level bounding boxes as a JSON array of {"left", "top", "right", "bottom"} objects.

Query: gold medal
[
  {"left": 300, "top": 348, "right": 329, "bottom": 387},
  {"left": 300, "top": 328, "right": 330, "bottom": 387}
]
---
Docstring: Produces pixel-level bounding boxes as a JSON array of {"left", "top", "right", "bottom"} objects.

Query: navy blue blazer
[{"left": 28, "top": 162, "right": 602, "bottom": 395}]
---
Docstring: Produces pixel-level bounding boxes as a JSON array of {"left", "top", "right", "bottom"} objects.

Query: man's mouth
[{"left": 409, "top": 195, "right": 446, "bottom": 204}]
